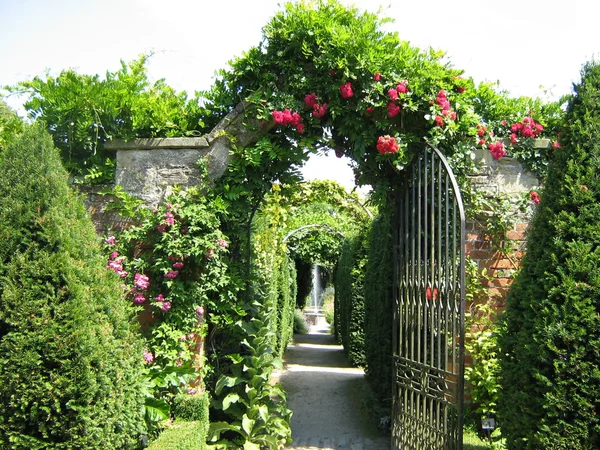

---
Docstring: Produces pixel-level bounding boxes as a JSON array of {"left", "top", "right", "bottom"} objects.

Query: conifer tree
[
  {"left": 499, "top": 61, "right": 600, "bottom": 449},
  {"left": 0, "top": 124, "right": 146, "bottom": 449}
]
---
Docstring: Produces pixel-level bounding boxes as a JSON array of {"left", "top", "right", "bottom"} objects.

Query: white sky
[{"left": 1, "top": 0, "right": 599, "bottom": 190}]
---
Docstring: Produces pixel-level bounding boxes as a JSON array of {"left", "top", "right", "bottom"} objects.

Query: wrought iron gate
[{"left": 392, "top": 144, "right": 466, "bottom": 449}]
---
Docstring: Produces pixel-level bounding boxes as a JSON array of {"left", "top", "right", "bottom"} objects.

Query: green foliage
[
  {"left": 148, "top": 420, "right": 208, "bottom": 450},
  {"left": 0, "top": 100, "right": 23, "bottom": 151},
  {"left": 363, "top": 212, "right": 394, "bottom": 414},
  {"left": 173, "top": 391, "right": 210, "bottom": 422},
  {"left": 6, "top": 54, "right": 208, "bottom": 180},
  {"left": 0, "top": 124, "right": 145, "bottom": 449},
  {"left": 335, "top": 227, "right": 369, "bottom": 365},
  {"left": 498, "top": 61, "right": 600, "bottom": 449},
  {"left": 201, "top": 0, "right": 561, "bottom": 204},
  {"left": 293, "top": 309, "right": 309, "bottom": 334},
  {"left": 208, "top": 312, "right": 292, "bottom": 449}
]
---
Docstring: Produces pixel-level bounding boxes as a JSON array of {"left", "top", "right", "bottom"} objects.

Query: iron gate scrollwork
[{"left": 392, "top": 144, "right": 466, "bottom": 450}]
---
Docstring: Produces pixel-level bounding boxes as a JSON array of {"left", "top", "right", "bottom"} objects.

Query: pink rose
[
  {"left": 488, "top": 141, "right": 506, "bottom": 160},
  {"left": 374, "top": 73, "right": 381, "bottom": 81},
  {"left": 165, "top": 270, "right": 179, "bottom": 279},
  {"left": 173, "top": 261, "right": 184, "bottom": 269},
  {"left": 105, "top": 236, "right": 116, "bottom": 246},
  {"left": 388, "top": 88, "right": 398, "bottom": 100},
  {"left": 530, "top": 191, "right": 541, "bottom": 205},
  {"left": 160, "top": 301, "right": 172, "bottom": 312}
]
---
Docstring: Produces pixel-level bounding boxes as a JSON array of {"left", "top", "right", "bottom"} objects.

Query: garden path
[{"left": 277, "top": 322, "right": 390, "bottom": 450}]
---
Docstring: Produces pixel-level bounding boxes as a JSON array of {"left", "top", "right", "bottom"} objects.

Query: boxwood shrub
[
  {"left": 0, "top": 125, "right": 146, "bottom": 449},
  {"left": 498, "top": 61, "right": 600, "bottom": 449}
]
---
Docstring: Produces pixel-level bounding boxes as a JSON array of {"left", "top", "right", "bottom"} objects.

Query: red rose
[
  {"left": 388, "top": 88, "right": 399, "bottom": 100},
  {"left": 477, "top": 125, "right": 487, "bottom": 137},
  {"left": 488, "top": 141, "right": 506, "bottom": 160},
  {"left": 521, "top": 126, "right": 533, "bottom": 138},
  {"left": 387, "top": 102, "right": 401, "bottom": 117},
  {"left": 552, "top": 140, "right": 561, "bottom": 149},
  {"left": 510, "top": 133, "right": 518, "bottom": 144},
  {"left": 304, "top": 93, "right": 318, "bottom": 108},
  {"left": 530, "top": 191, "right": 541, "bottom": 205},
  {"left": 290, "top": 112, "right": 302, "bottom": 126},
  {"left": 434, "top": 115, "right": 444, "bottom": 127},
  {"left": 376, "top": 135, "right": 399, "bottom": 154},
  {"left": 397, "top": 81, "right": 408, "bottom": 94},
  {"left": 374, "top": 73, "right": 381, "bottom": 81},
  {"left": 312, "top": 103, "right": 328, "bottom": 118},
  {"left": 296, "top": 123, "right": 305, "bottom": 133},
  {"left": 366, "top": 107, "right": 374, "bottom": 114},
  {"left": 479, "top": 139, "right": 486, "bottom": 146},
  {"left": 340, "top": 82, "right": 354, "bottom": 99},
  {"left": 272, "top": 110, "right": 284, "bottom": 125},
  {"left": 450, "top": 111, "right": 457, "bottom": 120}
]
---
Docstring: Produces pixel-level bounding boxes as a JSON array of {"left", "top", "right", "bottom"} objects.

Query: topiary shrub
[
  {"left": 0, "top": 125, "right": 146, "bottom": 449},
  {"left": 498, "top": 61, "right": 600, "bottom": 449}
]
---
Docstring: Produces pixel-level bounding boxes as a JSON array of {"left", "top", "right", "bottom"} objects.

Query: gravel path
[{"left": 277, "top": 322, "right": 390, "bottom": 450}]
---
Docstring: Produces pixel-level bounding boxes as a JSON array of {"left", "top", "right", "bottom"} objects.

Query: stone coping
[{"left": 105, "top": 137, "right": 210, "bottom": 150}]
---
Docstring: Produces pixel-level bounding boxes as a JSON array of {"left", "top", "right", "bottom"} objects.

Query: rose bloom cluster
[
  {"left": 387, "top": 80, "right": 408, "bottom": 118},
  {"left": 339, "top": 82, "right": 354, "bottom": 99},
  {"left": 507, "top": 117, "right": 544, "bottom": 144},
  {"left": 488, "top": 141, "right": 506, "bottom": 160},
  {"left": 272, "top": 109, "right": 305, "bottom": 133},
  {"left": 305, "top": 93, "right": 328, "bottom": 118},
  {"left": 376, "top": 135, "right": 399, "bottom": 154},
  {"left": 433, "top": 90, "right": 457, "bottom": 127},
  {"left": 530, "top": 191, "right": 541, "bottom": 205}
]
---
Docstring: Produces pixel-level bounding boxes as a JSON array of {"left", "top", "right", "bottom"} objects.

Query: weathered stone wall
[
  {"left": 104, "top": 101, "right": 271, "bottom": 208},
  {"left": 465, "top": 140, "right": 548, "bottom": 307}
]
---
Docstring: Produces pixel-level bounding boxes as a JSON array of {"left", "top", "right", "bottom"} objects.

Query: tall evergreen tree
[
  {"left": 498, "top": 61, "right": 600, "bottom": 449},
  {"left": 0, "top": 124, "right": 146, "bottom": 449}
]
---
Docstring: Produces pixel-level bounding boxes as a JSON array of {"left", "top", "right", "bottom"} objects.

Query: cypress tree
[
  {"left": 498, "top": 61, "right": 600, "bottom": 449},
  {"left": 0, "top": 125, "right": 146, "bottom": 449}
]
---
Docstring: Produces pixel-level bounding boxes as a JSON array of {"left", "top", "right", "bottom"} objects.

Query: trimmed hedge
[
  {"left": 498, "top": 61, "right": 600, "bottom": 449},
  {"left": 0, "top": 125, "right": 145, "bottom": 448},
  {"left": 147, "top": 420, "right": 208, "bottom": 450},
  {"left": 148, "top": 391, "right": 210, "bottom": 450},
  {"left": 363, "top": 213, "right": 394, "bottom": 410},
  {"left": 335, "top": 228, "right": 369, "bottom": 366}
]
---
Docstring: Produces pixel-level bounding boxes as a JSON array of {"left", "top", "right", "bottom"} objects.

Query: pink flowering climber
[
  {"left": 530, "top": 191, "right": 541, "bottom": 205},
  {"left": 397, "top": 80, "right": 408, "bottom": 94},
  {"left": 173, "top": 261, "right": 184, "bottom": 269},
  {"left": 143, "top": 350, "right": 154, "bottom": 364},
  {"left": 165, "top": 270, "right": 179, "bottom": 279},
  {"left": 160, "top": 301, "right": 172, "bottom": 312},
  {"left": 388, "top": 88, "right": 399, "bottom": 100},
  {"left": 165, "top": 211, "right": 175, "bottom": 225},
  {"left": 105, "top": 236, "right": 116, "bottom": 246},
  {"left": 134, "top": 273, "right": 150, "bottom": 290},
  {"left": 133, "top": 292, "right": 146, "bottom": 304}
]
